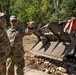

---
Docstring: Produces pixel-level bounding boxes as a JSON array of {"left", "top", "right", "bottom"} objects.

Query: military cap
[
  {"left": 10, "top": 15, "right": 17, "bottom": 21},
  {"left": 0, "top": 12, "right": 5, "bottom": 18}
]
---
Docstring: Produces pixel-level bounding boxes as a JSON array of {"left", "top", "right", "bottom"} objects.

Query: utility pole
[{"left": 54, "top": 0, "right": 59, "bottom": 21}]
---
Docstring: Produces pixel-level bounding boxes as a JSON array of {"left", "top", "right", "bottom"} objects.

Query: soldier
[
  {"left": 6, "top": 15, "right": 34, "bottom": 75},
  {"left": 0, "top": 12, "right": 11, "bottom": 75}
]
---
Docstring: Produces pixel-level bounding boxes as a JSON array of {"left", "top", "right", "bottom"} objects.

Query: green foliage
[
  {"left": 1, "top": 0, "right": 76, "bottom": 26},
  {"left": 60, "top": 0, "right": 76, "bottom": 20}
]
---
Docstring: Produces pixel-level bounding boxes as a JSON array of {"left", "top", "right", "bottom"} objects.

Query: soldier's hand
[{"left": 0, "top": 64, "right": 5, "bottom": 71}]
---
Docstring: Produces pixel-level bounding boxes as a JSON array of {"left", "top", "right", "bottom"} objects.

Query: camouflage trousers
[{"left": 6, "top": 54, "right": 25, "bottom": 75}]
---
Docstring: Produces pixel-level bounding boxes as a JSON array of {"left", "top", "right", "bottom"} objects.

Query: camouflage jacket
[
  {"left": 7, "top": 26, "right": 33, "bottom": 54},
  {"left": 0, "top": 27, "right": 11, "bottom": 63}
]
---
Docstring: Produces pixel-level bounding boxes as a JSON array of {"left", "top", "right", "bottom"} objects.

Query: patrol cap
[
  {"left": 27, "top": 21, "right": 35, "bottom": 25},
  {"left": 10, "top": 15, "right": 17, "bottom": 21},
  {"left": 0, "top": 12, "right": 5, "bottom": 18}
]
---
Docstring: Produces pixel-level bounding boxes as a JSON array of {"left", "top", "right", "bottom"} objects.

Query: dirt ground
[
  {"left": 23, "top": 34, "right": 76, "bottom": 75},
  {"left": 23, "top": 34, "right": 50, "bottom": 75},
  {"left": 23, "top": 34, "right": 38, "bottom": 51},
  {"left": 23, "top": 34, "right": 38, "bottom": 59}
]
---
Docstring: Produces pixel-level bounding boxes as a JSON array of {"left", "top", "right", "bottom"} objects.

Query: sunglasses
[
  {"left": 11, "top": 20, "right": 17, "bottom": 22},
  {"left": 0, "top": 16, "right": 7, "bottom": 20}
]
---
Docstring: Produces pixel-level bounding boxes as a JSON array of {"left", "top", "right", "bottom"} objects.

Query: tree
[{"left": 60, "top": 0, "right": 76, "bottom": 20}]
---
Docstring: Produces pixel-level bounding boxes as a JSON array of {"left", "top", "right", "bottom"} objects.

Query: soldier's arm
[
  {"left": 23, "top": 27, "right": 33, "bottom": 35},
  {"left": 64, "top": 20, "right": 71, "bottom": 32},
  {"left": 0, "top": 28, "right": 11, "bottom": 61},
  {"left": 21, "top": 21, "right": 34, "bottom": 35}
]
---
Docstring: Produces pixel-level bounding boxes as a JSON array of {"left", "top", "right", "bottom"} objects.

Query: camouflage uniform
[
  {"left": 6, "top": 26, "right": 33, "bottom": 75},
  {"left": 0, "top": 27, "right": 11, "bottom": 75}
]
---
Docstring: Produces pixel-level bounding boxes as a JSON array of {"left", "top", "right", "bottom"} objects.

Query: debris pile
[{"left": 25, "top": 54, "right": 76, "bottom": 75}]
